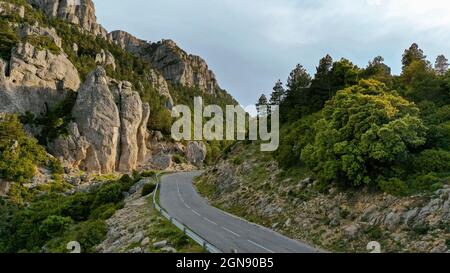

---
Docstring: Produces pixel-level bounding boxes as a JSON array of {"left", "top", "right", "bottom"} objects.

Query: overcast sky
[{"left": 93, "top": 0, "right": 450, "bottom": 108}]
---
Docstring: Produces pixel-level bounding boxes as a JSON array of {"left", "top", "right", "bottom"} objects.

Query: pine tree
[
  {"left": 402, "top": 43, "right": 427, "bottom": 69},
  {"left": 256, "top": 94, "right": 268, "bottom": 116},
  {"left": 435, "top": 55, "right": 449, "bottom": 76},
  {"left": 269, "top": 80, "right": 285, "bottom": 106}
]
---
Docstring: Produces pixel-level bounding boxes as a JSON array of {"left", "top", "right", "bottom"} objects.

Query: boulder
[
  {"left": 384, "top": 212, "right": 401, "bottom": 231},
  {"left": 343, "top": 224, "right": 360, "bottom": 238},
  {"left": 186, "top": 141, "right": 207, "bottom": 165},
  {"left": 152, "top": 153, "right": 172, "bottom": 170},
  {"left": 152, "top": 240, "right": 168, "bottom": 248},
  {"left": 48, "top": 122, "right": 90, "bottom": 168}
]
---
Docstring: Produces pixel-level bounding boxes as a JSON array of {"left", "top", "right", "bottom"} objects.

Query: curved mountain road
[{"left": 159, "top": 172, "right": 320, "bottom": 253}]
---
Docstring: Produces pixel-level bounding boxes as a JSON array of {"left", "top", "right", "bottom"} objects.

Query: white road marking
[
  {"left": 184, "top": 203, "right": 191, "bottom": 209},
  {"left": 247, "top": 240, "right": 274, "bottom": 253},
  {"left": 192, "top": 210, "right": 202, "bottom": 216},
  {"left": 222, "top": 227, "right": 241, "bottom": 237},
  {"left": 203, "top": 217, "right": 218, "bottom": 226}
]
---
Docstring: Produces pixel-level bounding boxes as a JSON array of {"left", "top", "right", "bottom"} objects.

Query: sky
[{"left": 93, "top": 0, "right": 450, "bottom": 110}]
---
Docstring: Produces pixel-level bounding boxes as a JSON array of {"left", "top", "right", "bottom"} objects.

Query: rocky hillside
[
  {"left": 196, "top": 142, "right": 450, "bottom": 253},
  {"left": 0, "top": 0, "right": 236, "bottom": 198}
]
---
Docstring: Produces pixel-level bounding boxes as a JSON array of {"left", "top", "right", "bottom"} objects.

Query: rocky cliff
[
  {"left": 27, "top": 0, "right": 108, "bottom": 38},
  {"left": 49, "top": 67, "right": 150, "bottom": 173}
]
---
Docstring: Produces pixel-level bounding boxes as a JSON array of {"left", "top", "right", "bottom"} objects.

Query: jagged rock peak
[
  {"left": 149, "top": 39, "right": 220, "bottom": 94},
  {"left": 108, "top": 30, "right": 148, "bottom": 55},
  {"left": 27, "top": 0, "right": 108, "bottom": 37}
]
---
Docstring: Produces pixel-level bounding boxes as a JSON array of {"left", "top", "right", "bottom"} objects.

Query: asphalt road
[{"left": 159, "top": 172, "right": 320, "bottom": 253}]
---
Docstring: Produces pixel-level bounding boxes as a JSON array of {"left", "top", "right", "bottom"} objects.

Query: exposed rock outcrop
[
  {"left": 0, "top": 42, "right": 79, "bottom": 115},
  {"left": 108, "top": 30, "right": 220, "bottom": 95},
  {"left": 95, "top": 49, "right": 116, "bottom": 71},
  {"left": 50, "top": 67, "right": 150, "bottom": 173},
  {"left": 118, "top": 83, "right": 143, "bottom": 172},
  {"left": 27, "top": 0, "right": 108, "bottom": 38},
  {"left": 72, "top": 67, "right": 121, "bottom": 173},
  {"left": 186, "top": 141, "right": 207, "bottom": 165},
  {"left": 18, "top": 23, "right": 62, "bottom": 48},
  {"left": 148, "top": 40, "right": 219, "bottom": 94},
  {"left": 9, "top": 43, "right": 80, "bottom": 91},
  {"left": 109, "top": 30, "right": 148, "bottom": 55},
  {"left": 0, "top": 1, "right": 25, "bottom": 18}
]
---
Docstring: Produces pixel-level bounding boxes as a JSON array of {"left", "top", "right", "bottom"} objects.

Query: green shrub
[
  {"left": 89, "top": 203, "right": 117, "bottom": 220},
  {"left": 25, "top": 35, "right": 60, "bottom": 55},
  {"left": 411, "top": 173, "right": 442, "bottom": 192},
  {"left": 39, "top": 215, "right": 73, "bottom": 238},
  {"left": 413, "top": 149, "right": 450, "bottom": 174},
  {"left": 172, "top": 154, "right": 185, "bottom": 164},
  {"left": 0, "top": 115, "right": 49, "bottom": 183},
  {"left": 141, "top": 183, "right": 156, "bottom": 197},
  {"left": 93, "top": 183, "right": 123, "bottom": 207},
  {"left": 378, "top": 178, "right": 408, "bottom": 196},
  {"left": 0, "top": 18, "right": 19, "bottom": 60},
  {"left": 141, "top": 170, "right": 157, "bottom": 178}
]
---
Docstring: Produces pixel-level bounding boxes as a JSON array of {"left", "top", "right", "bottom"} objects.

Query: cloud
[{"left": 94, "top": 0, "right": 450, "bottom": 106}]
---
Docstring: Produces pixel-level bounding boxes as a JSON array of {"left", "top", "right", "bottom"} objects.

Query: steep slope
[{"left": 196, "top": 142, "right": 450, "bottom": 253}]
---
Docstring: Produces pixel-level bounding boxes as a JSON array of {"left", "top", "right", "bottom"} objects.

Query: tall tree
[
  {"left": 270, "top": 80, "right": 285, "bottom": 106},
  {"left": 256, "top": 94, "right": 268, "bottom": 116},
  {"left": 364, "top": 56, "right": 392, "bottom": 82},
  {"left": 435, "top": 55, "right": 449, "bottom": 76},
  {"left": 287, "top": 64, "right": 312, "bottom": 91},
  {"left": 402, "top": 43, "right": 427, "bottom": 69}
]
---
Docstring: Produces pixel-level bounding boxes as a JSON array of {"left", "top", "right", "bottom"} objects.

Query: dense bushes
[
  {"left": 301, "top": 80, "right": 427, "bottom": 187},
  {"left": 0, "top": 173, "right": 141, "bottom": 253},
  {"left": 0, "top": 115, "right": 50, "bottom": 182}
]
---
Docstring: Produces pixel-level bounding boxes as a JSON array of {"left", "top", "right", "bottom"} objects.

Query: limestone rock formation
[
  {"left": 0, "top": 1, "right": 25, "bottom": 18},
  {"left": 148, "top": 40, "right": 219, "bottom": 94},
  {"left": 118, "top": 84, "right": 143, "bottom": 172},
  {"left": 72, "top": 67, "right": 121, "bottom": 173},
  {"left": 147, "top": 68, "right": 173, "bottom": 109},
  {"left": 27, "top": 0, "right": 108, "bottom": 38},
  {"left": 108, "top": 30, "right": 220, "bottom": 95},
  {"left": 108, "top": 30, "right": 148, "bottom": 55},
  {"left": 9, "top": 43, "right": 80, "bottom": 91},
  {"left": 18, "top": 23, "right": 62, "bottom": 48},
  {"left": 50, "top": 67, "right": 150, "bottom": 173},
  {"left": 48, "top": 122, "right": 90, "bottom": 168},
  {"left": 95, "top": 49, "right": 116, "bottom": 71},
  {"left": 186, "top": 141, "right": 207, "bottom": 165},
  {"left": 0, "top": 42, "right": 79, "bottom": 115}
]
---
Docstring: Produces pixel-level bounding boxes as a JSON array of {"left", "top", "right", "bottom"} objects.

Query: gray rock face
[
  {"left": 18, "top": 23, "right": 62, "bottom": 49},
  {"left": 72, "top": 67, "right": 121, "bottom": 173},
  {"left": 0, "top": 41, "right": 79, "bottom": 115},
  {"left": 137, "top": 103, "right": 150, "bottom": 163},
  {"left": 108, "top": 30, "right": 147, "bottom": 55},
  {"left": 118, "top": 85, "right": 143, "bottom": 172},
  {"left": 95, "top": 49, "right": 116, "bottom": 71},
  {"left": 149, "top": 40, "right": 219, "bottom": 94},
  {"left": 186, "top": 141, "right": 207, "bottom": 165},
  {"left": 151, "top": 153, "right": 172, "bottom": 170},
  {"left": 48, "top": 122, "right": 90, "bottom": 168},
  {"left": 28, "top": 0, "right": 108, "bottom": 38},
  {"left": 9, "top": 43, "right": 80, "bottom": 91},
  {"left": 50, "top": 67, "right": 150, "bottom": 173}
]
